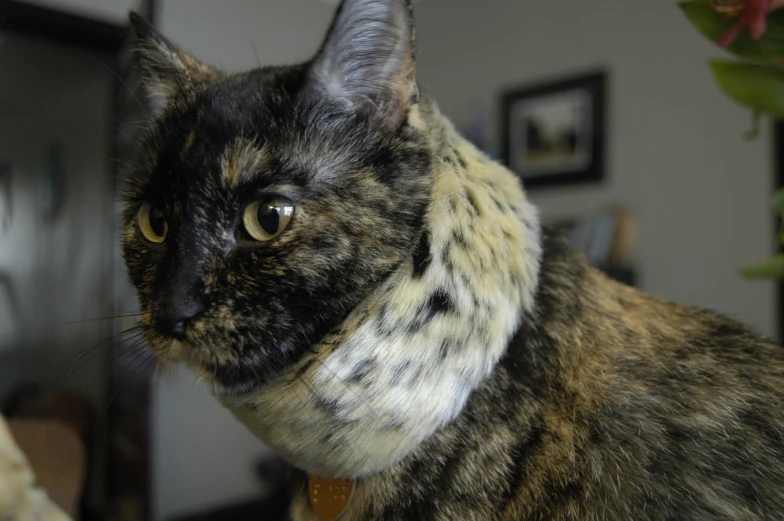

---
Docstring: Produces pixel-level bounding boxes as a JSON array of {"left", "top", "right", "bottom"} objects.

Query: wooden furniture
[{"left": 7, "top": 419, "right": 86, "bottom": 519}]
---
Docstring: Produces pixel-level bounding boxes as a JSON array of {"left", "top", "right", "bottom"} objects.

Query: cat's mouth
[
  {"left": 148, "top": 338, "right": 271, "bottom": 396},
  {"left": 139, "top": 315, "right": 289, "bottom": 396}
]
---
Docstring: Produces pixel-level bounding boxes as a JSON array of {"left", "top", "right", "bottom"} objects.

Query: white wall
[
  {"left": 414, "top": 0, "right": 776, "bottom": 338},
  {"left": 159, "top": 0, "right": 334, "bottom": 71}
]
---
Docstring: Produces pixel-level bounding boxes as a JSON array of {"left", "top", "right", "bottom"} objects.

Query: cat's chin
[
  {"left": 206, "top": 378, "right": 267, "bottom": 398},
  {"left": 180, "top": 354, "right": 287, "bottom": 398},
  {"left": 180, "top": 361, "right": 264, "bottom": 397},
  {"left": 141, "top": 330, "right": 278, "bottom": 395}
]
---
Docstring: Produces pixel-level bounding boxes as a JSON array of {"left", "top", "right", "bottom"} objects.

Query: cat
[{"left": 124, "top": 1, "right": 784, "bottom": 519}]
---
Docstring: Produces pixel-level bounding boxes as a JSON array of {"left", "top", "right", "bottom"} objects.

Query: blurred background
[{"left": 0, "top": 0, "right": 777, "bottom": 520}]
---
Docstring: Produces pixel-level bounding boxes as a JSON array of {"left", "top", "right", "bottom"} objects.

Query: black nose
[
  {"left": 170, "top": 320, "right": 189, "bottom": 339},
  {"left": 156, "top": 300, "right": 205, "bottom": 340}
]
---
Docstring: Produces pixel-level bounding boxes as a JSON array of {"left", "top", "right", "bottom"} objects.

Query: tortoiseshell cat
[{"left": 124, "top": 1, "right": 784, "bottom": 519}]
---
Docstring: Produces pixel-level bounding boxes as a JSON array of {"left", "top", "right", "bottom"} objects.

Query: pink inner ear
[{"left": 310, "top": 0, "right": 418, "bottom": 131}]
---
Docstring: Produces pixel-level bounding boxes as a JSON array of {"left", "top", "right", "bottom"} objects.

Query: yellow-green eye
[
  {"left": 138, "top": 202, "right": 168, "bottom": 243},
  {"left": 243, "top": 198, "right": 294, "bottom": 241}
]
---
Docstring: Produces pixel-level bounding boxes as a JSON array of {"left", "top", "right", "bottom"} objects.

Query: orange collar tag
[{"left": 308, "top": 474, "right": 356, "bottom": 521}]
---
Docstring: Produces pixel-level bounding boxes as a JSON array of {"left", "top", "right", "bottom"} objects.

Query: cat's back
[{"left": 501, "top": 229, "right": 784, "bottom": 520}]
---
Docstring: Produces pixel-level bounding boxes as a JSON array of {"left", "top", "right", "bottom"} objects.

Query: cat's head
[{"left": 123, "top": 0, "right": 433, "bottom": 395}]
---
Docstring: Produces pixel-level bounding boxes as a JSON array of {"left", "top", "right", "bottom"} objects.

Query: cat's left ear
[
  {"left": 310, "top": 0, "right": 418, "bottom": 131},
  {"left": 129, "top": 12, "right": 223, "bottom": 115}
]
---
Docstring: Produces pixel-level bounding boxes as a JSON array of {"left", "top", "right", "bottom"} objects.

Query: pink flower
[{"left": 713, "top": 0, "right": 784, "bottom": 47}]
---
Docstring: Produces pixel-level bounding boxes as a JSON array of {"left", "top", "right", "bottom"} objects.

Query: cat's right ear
[
  {"left": 129, "top": 12, "right": 223, "bottom": 115},
  {"left": 308, "top": 0, "right": 418, "bottom": 132}
]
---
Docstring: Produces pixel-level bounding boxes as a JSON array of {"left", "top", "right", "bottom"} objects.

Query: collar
[{"left": 309, "top": 474, "right": 356, "bottom": 521}]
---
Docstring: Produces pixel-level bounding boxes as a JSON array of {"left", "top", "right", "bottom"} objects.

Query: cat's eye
[
  {"left": 138, "top": 202, "right": 168, "bottom": 243},
  {"left": 243, "top": 198, "right": 295, "bottom": 241}
]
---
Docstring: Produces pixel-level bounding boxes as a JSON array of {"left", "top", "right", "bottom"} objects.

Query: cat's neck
[
  {"left": 287, "top": 229, "right": 601, "bottom": 521},
  {"left": 219, "top": 101, "right": 543, "bottom": 479}
]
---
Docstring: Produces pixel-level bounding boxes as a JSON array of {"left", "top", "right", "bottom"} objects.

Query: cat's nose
[
  {"left": 169, "top": 319, "right": 189, "bottom": 340},
  {"left": 156, "top": 300, "right": 205, "bottom": 340}
]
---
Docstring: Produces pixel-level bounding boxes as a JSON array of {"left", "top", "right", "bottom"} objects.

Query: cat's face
[{"left": 123, "top": 0, "right": 431, "bottom": 395}]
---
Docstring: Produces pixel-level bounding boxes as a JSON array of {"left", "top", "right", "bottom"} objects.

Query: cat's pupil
[
  {"left": 150, "top": 207, "right": 166, "bottom": 237},
  {"left": 258, "top": 203, "right": 280, "bottom": 235}
]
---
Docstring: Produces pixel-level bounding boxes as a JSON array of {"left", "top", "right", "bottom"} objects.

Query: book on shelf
[{"left": 549, "top": 206, "right": 638, "bottom": 283}]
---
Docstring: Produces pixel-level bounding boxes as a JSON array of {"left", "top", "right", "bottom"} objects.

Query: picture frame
[{"left": 501, "top": 71, "right": 606, "bottom": 189}]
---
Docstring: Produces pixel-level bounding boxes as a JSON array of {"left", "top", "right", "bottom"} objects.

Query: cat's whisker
[
  {"left": 61, "top": 325, "right": 142, "bottom": 370},
  {"left": 87, "top": 345, "right": 150, "bottom": 413},
  {"left": 56, "top": 326, "right": 144, "bottom": 383},
  {"left": 59, "top": 326, "right": 142, "bottom": 371},
  {"left": 32, "top": 333, "right": 145, "bottom": 403},
  {"left": 81, "top": 335, "right": 152, "bottom": 398},
  {"left": 0, "top": 313, "right": 143, "bottom": 342},
  {"left": 131, "top": 354, "right": 157, "bottom": 383},
  {"left": 114, "top": 337, "right": 149, "bottom": 365},
  {"left": 120, "top": 343, "right": 152, "bottom": 375}
]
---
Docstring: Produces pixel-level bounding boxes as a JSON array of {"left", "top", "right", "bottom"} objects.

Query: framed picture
[{"left": 501, "top": 71, "right": 606, "bottom": 188}]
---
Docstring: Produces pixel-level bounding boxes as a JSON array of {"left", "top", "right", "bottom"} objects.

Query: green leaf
[
  {"left": 739, "top": 254, "right": 784, "bottom": 278},
  {"left": 709, "top": 60, "right": 784, "bottom": 118},
  {"left": 680, "top": 0, "right": 784, "bottom": 63}
]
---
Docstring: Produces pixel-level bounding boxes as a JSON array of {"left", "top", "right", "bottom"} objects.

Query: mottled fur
[
  {"left": 222, "top": 109, "right": 541, "bottom": 477},
  {"left": 123, "top": 1, "right": 784, "bottom": 520}
]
